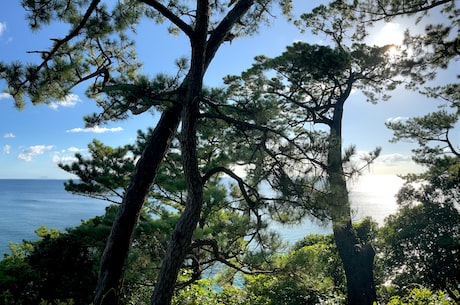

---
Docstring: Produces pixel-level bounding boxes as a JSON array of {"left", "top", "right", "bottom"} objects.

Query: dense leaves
[
  {"left": 2, "top": 0, "right": 459, "bottom": 304},
  {"left": 379, "top": 200, "right": 460, "bottom": 296},
  {"left": 0, "top": 206, "right": 176, "bottom": 305}
]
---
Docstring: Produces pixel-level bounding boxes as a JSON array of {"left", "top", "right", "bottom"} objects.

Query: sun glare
[
  {"left": 385, "top": 45, "right": 401, "bottom": 59},
  {"left": 370, "top": 22, "right": 404, "bottom": 47}
]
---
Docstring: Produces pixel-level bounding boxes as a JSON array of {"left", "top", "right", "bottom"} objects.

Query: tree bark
[
  {"left": 333, "top": 221, "right": 376, "bottom": 305},
  {"left": 94, "top": 103, "right": 182, "bottom": 305},
  {"left": 150, "top": 1, "right": 208, "bottom": 304},
  {"left": 327, "top": 97, "right": 377, "bottom": 305},
  {"left": 94, "top": 1, "right": 257, "bottom": 304}
]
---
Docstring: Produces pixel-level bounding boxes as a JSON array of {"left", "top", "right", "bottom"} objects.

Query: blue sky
[{"left": 0, "top": 1, "right": 457, "bottom": 179}]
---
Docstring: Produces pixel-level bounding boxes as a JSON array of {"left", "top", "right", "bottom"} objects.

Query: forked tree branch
[
  {"left": 202, "top": 166, "right": 257, "bottom": 208},
  {"left": 139, "top": 0, "right": 195, "bottom": 38}
]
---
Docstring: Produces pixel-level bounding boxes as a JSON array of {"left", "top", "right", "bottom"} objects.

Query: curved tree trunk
[
  {"left": 94, "top": 103, "right": 182, "bottom": 305},
  {"left": 327, "top": 97, "right": 377, "bottom": 305},
  {"left": 150, "top": 0, "right": 208, "bottom": 303},
  {"left": 94, "top": 2, "right": 258, "bottom": 304}
]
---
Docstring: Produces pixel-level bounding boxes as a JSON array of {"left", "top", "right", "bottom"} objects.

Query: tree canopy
[{"left": 1, "top": 0, "right": 459, "bottom": 304}]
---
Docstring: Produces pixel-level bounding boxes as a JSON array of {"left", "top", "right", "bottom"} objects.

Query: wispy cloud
[
  {"left": 386, "top": 116, "right": 408, "bottom": 124},
  {"left": 351, "top": 150, "right": 421, "bottom": 175},
  {"left": 369, "top": 153, "right": 424, "bottom": 175},
  {"left": 52, "top": 153, "right": 78, "bottom": 164},
  {"left": 66, "top": 126, "right": 124, "bottom": 133},
  {"left": 66, "top": 146, "right": 84, "bottom": 153},
  {"left": 3, "top": 132, "right": 15, "bottom": 138},
  {"left": 3, "top": 144, "right": 10, "bottom": 155},
  {"left": 0, "top": 93, "right": 12, "bottom": 100},
  {"left": 52, "top": 146, "right": 85, "bottom": 164},
  {"left": 49, "top": 93, "right": 82, "bottom": 110},
  {"left": 376, "top": 153, "right": 412, "bottom": 165},
  {"left": 0, "top": 22, "right": 6, "bottom": 37},
  {"left": 18, "top": 145, "right": 54, "bottom": 162}
]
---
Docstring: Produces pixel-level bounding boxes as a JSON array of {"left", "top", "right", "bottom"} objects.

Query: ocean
[
  {"left": 0, "top": 179, "right": 109, "bottom": 256},
  {"left": 0, "top": 175, "right": 404, "bottom": 256}
]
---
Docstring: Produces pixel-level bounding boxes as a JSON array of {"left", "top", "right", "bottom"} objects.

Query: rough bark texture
[
  {"left": 150, "top": 1, "right": 208, "bottom": 304},
  {"left": 333, "top": 222, "right": 376, "bottom": 305},
  {"left": 93, "top": 1, "right": 257, "bottom": 304},
  {"left": 94, "top": 103, "right": 182, "bottom": 305},
  {"left": 327, "top": 95, "right": 377, "bottom": 305}
]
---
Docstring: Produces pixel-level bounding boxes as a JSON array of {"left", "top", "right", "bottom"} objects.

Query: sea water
[
  {"left": 265, "top": 175, "right": 404, "bottom": 243},
  {"left": 0, "top": 175, "right": 404, "bottom": 256},
  {"left": 0, "top": 179, "right": 109, "bottom": 256}
]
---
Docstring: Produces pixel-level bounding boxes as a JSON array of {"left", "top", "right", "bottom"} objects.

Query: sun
[
  {"left": 384, "top": 44, "right": 402, "bottom": 60},
  {"left": 370, "top": 22, "right": 404, "bottom": 47}
]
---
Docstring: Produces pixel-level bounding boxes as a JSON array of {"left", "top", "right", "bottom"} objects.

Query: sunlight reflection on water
[
  {"left": 273, "top": 175, "right": 405, "bottom": 244},
  {"left": 349, "top": 174, "right": 404, "bottom": 225}
]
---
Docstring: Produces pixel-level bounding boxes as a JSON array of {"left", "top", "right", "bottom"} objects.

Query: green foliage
[
  {"left": 244, "top": 274, "right": 327, "bottom": 305},
  {"left": 386, "top": 110, "right": 459, "bottom": 165},
  {"left": 387, "top": 288, "right": 454, "bottom": 305},
  {"left": 58, "top": 119, "right": 288, "bottom": 296},
  {"left": 354, "top": 216, "right": 379, "bottom": 245},
  {"left": 1, "top": 0, "right": 293, "bottom": 111},
  {"left": 383, "top": 76, "right": 460, "bottom": 302},
  {"left": 172, "top": 232, "right": 348, "bottom": 305},
  {"left": 378, "top": 199, "right": 460, "bottom": 297},
  {"left": 172, "top": 278, "right": 248, "bottom": 305},
  {"left": 59, "top": 139, "right": 135, "bottom": 203},
  {"left": 0, "top": 205, "right": 176, "bottom": 305},
  {"left": 39, "top": 300, "right": 75, "bottom": 305}
]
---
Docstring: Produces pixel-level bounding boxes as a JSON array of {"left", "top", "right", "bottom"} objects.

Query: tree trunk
[
  {"left": 333, "top": 221, "right": 376, "bottom": 305},
  {"left": 94, "top": 103, "right": 182, "bottom": 305},
  {"left": 328, "top": 177, "right": 376, "bottom": 305},
  {"left": 327, "top": 97, "right": 377, "bottom": 305},
  {"left": 150, "top": 1, "right": 208, "bottom": 304},
  {"left": 94, "top": 2, "right": 256, "bottom": 304}
]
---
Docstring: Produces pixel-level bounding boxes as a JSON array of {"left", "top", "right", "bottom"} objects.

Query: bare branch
[
  {"left": 191, "top": 238, "right": 275, "bottom": 275},
  {"left": 140, "top": 0, "right": 195, "bottom": 38},
  {"left": 205, "top": 0, "right": 255, "bottom": 68},
  {"left": 202, "top": 166, "right": 257, "bottom": 208}
]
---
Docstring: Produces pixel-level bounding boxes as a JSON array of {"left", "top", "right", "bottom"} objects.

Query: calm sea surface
[
  {"left": 0, "top": 176, "right": 404, "bottom": 256},
  {"left": 0, "top": 179, "right": 109, "bottom": 256}
]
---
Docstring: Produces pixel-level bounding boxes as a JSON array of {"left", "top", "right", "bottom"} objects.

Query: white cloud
[
  {"left": 52, "top": 153, "right": 78, "bottom": 164},
  {"left": 376, "top": 153, "right": 412, "bottom": 165},
  {"left": 52, "top": 146, "right": 86, "bottom": 163},
  {"left": 0, "top": 93, "right": 12, "bottom": 100},
  {"left": 49, "top": 94, "right": 82, "bottom": 110},
  {"left": 3, "top": 144, "right": 10, "bottom": 154},
  {"left": 369, "top": 153, "right": 426, "bottom": 175},
  {"left": 66, "top": 146, "right": 83, "bottom": 153},
  {"left": 18, "top": 145, "right": 54, "bottom": 162},
  {"left": 3, "top": 132, "right": 15, "bottom": 138},
  {"left": 66, "top": 126, "right": 124, "bottom": 133},
  {"left": 0, "top": 22, "right": 6, "bottom": 37},
  {"left": 351, "top": 151, "right": 423, "bottom": 175},
  {"left": 386, "top": 116, "right": 408, "bottom": 124}
]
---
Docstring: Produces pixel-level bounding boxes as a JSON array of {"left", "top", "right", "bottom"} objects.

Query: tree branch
[
  {"left": 202, "top": 166, "right": 257, "bottom": 208},
  {"left": 31, "top": 0, "right": 103, "bottom": 78},
  {"left": 139, "top": 0, "right": 195, "bottom": 38},
  {"left": 445, "top": 129, "right": 460, "bottom": 157},
  {"left": 191, "top": 238, "right": 275, "bottom": 275},
  {"left": 205, "top": 0, "right": 255, "bottom": 68},
  {"left": 357, "top": 0, "right": 452, "bottom": 22}
]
